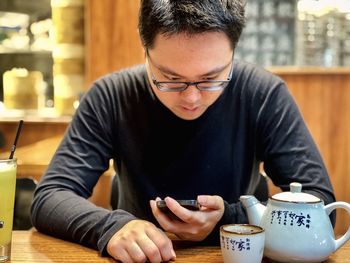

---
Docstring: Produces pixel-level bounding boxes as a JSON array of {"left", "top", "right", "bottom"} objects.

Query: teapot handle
[{"left": 324, "top": 201, "right": 350, "bottom": 251}]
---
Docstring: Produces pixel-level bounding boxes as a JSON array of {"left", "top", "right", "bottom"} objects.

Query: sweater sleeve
[
  {"left": 257, "top": 81, "right": 335, "bottom": 206},
  {"left": 30, "top": 81, "right": 137, "bottom": 254}
]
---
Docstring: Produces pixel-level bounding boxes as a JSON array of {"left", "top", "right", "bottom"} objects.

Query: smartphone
[{"left": 156, "top": 200, "right": 200, "bottom": 220}]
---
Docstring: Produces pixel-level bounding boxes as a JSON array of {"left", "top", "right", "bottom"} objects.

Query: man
[{"left": 31, "top": 0, "right": 335, "bottom": 262}]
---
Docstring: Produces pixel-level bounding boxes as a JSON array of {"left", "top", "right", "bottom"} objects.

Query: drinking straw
[{"left": 9, "top": 120, "right": 24, "bottom": 159}]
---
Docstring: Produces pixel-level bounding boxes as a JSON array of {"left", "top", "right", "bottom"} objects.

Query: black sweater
[{"left": 31, "top": 60, "right": 335, "bottom": 255}]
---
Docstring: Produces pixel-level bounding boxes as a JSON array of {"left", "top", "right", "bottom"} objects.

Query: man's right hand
[{"left": 106, "top": 219, "right": 176, "bottom": 263}]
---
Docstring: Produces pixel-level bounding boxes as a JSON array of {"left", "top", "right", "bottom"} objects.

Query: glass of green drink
[{"left": 0, "top": 159, "right": 16, "bottom": 262}]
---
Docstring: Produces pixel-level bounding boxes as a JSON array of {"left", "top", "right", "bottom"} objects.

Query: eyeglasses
[{"left": 146, "top": 54, "right": 233, "bottom": 92}]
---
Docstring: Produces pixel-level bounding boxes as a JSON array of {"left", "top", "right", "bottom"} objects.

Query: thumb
[{"left": 197, "top": 195, "right": 224, "bottom": 210}]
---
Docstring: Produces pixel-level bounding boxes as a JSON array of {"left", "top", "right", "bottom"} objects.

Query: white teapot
[{"left": 240, "top": 182, "right": 350, "bottom": 262}]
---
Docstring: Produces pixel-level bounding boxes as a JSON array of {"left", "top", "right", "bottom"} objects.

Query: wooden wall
[
  {"left": 85, "top": 0, "right": 143, "bottom": 87},
  {"left": 85, "top": 0, "right": 350, "bottom": 236},
  {"left": 0, "top": 119, "right": 69, "bottom": 153}
]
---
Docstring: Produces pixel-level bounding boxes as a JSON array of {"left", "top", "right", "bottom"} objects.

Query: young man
[{"left": 31, "top": 0, "right": 335, "bottom": 262}]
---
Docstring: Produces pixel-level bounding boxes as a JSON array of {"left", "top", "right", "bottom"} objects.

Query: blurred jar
[
  {"left": 323, "top": 11, "right": 343, "bottom": 67},
  {"left": 0, "top": 11, "right": 30, "bottom": 51},
  {"left": 3, "top": 68, "right": 43, "bottom": 110},
  {"left": 52, "top": 44, "right": 84, "bottom": 116},
  {"left": 51, "top": 0, "right": 84, "bottom": 116},
  {"left": 51, "top": 0, "right": 84, "bottom": 44},
  {"left": 340, "top": 6, "right": 350, "bottom": 66},
  {"left": 296, "top": 0, "right": 326, "bottom": 66}
]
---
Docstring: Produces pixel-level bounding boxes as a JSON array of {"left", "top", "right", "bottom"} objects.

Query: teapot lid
[{"left": 272, "top": 182, "right": 321, "bottom": 203}]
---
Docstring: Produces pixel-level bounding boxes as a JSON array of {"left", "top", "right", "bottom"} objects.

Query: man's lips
[{"left": 180, "top": 105, "right": 200, "bottom": 111}]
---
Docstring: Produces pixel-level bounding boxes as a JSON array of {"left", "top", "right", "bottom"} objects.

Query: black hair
[{"left": 138, "top": 0, "right": 246, "bottom": 49}]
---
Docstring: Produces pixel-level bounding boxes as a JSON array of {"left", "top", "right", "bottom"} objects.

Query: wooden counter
[{"left": 9, "top": 230, "right": 350, "bottom": 262}]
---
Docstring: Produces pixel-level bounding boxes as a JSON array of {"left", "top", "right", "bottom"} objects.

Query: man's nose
[{"left": 180, "top": 85, "right": 201, "bottom": 103}]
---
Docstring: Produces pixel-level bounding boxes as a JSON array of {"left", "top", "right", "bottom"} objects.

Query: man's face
[{"left": 146, "top": 32, "right": 233, "bottom": 120}]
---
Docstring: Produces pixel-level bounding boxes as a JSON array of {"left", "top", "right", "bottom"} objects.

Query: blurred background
[
  {"left": 0, "top": 0, "right": 84, "bottom": 116},
  {"left": 0, "top": 0, "right": 349, "bottom": 116},
  {"left": 236, "top": 0, "right": 350, "bottom": 67}
]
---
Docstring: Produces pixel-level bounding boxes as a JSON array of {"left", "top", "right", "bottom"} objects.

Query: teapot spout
[{"left": 239, "top": 195, "right": 266, "bottom": 226}]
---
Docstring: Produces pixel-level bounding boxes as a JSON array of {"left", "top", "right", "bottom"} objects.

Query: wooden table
[{"left": 8, "top": 231, "right": 350, "bottom": 262}]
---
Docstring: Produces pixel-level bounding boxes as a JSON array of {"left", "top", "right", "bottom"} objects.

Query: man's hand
[
  {"left": 150, "top": 195, "right": 225, "bottom": 241},
  {"left": 106, "top": 220, "right": 176, "bottom": 263}
]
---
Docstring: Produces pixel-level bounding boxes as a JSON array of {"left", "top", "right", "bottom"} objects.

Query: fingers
[
  {"left": 126, "top": 242, "right": 150, "bottom": 263},
  {"left": 197, "top": 195, "right": 224, "bottom": 210},
  {"left": 118, "top": 242, "right": 159, "bottom": 263},
  {"left": 107, "top": 220, "right": 176, "bottom": 263},
  {"left": 146, "top": 225, "right": 176, "bottom": 261},
  {"left": 151, "top": 195, "right": 226, "bottom": 242},
  {"left": 110, "top": 248, "right": 134, "bottom": 263},
  {"left": 150, "top": 197, "right": 188, "bottom": 223},
  {"left": 151, "top": 197, "right": 206, "bottom": 240},
  {"left": 125, "top": 237, "right": 175, "bottom": 263},
  {"left": 150, "top": 199, "right": 173, "bottom": 222},
  {"left": 164, "top": 197, "right": 195, "bottom": 221},
  {"left": 150, "top": 198, "right": 183, "bottom": 233}
]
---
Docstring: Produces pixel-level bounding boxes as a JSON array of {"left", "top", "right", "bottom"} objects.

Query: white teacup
[{"left": 220, "top": 224, "right": 265, "bottom": 263}]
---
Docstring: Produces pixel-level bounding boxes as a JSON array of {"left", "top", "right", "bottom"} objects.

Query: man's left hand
[{"left": 150, "top": 195, "right": 224, "bottom": 241}]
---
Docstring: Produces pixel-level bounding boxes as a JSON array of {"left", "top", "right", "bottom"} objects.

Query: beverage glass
[
  {"left": 220, "top": 224, "right": 265, "bottom": 263},
  {"left": 0, "top": 159, "right": 17, "bottom": 262}
]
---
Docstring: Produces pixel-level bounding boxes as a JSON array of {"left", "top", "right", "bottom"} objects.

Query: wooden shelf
[
  {"left": 0, "top": 108, "right": 72, "bottom": 123},
  {"left": 0, "top": 115, "right": 72, "bottom": 124},
  {"left": 267, "top": 66, "right": 350, "bottom": 75},
  {"left": 0, "top": 49, "right": 52, "bottom": 55}
]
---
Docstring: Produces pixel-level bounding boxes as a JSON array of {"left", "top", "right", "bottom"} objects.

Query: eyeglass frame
[{"left": 146, "top": 51, "right": 234, "bottom": 92}]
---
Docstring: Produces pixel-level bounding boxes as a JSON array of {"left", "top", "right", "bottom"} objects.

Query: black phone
[{"left": 156, "top": 200, "right": 200, "bottom": 220}]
